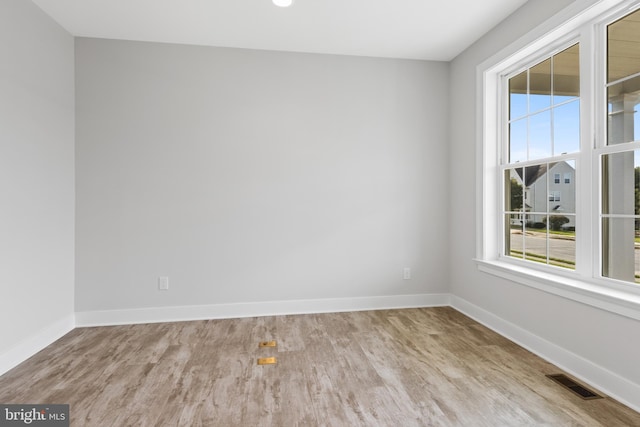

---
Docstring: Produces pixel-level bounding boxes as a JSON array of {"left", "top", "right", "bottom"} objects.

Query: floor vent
[{"left": 546, "top": 374, "right": 603, "bottom": 400}]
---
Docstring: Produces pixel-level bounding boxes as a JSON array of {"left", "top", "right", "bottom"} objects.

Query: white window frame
[{"left": 476, "top": 0, "right": 640, "bottom": 321}]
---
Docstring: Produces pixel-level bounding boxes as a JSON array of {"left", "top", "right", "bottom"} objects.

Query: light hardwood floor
[{"left": 1, "top": 307, "right": 638, "bottom": 426}]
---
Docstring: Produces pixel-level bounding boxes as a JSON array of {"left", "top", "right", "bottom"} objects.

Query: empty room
[{"left": 2, "top": 0, "right": 640, "bottom": 425}]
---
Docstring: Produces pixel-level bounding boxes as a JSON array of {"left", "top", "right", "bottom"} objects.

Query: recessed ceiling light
[{"left": 273, "top": 0, "right": 294, "bottom": 7}]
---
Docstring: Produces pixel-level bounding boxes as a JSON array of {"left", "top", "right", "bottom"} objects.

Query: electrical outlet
[
  {"left": 158, "top": 276, "right": 169, "bottom": 290},
  {"left": 403, "top": 267, "right": 411, "bottom": 280}
]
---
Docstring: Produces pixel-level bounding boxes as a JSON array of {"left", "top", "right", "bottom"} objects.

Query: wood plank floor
[{"left": 1, "top": 307, "right": 639, "bottom": 426}]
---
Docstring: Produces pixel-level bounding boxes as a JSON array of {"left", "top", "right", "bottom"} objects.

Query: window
[
  {"left": 503, "top": 46, "right": 579, "bottom": 270},
  {"left": 479, "top": 1, "right": 640, "bottom": 318},
  {"left": 601, "top": 9, "right": 640, "bottom": 283},
  {"left": 500, "top": 6, "right": 640, "bottom": 280}
]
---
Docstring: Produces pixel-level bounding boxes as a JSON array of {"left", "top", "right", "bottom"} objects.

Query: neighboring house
[{"left": 511, "top": 161, "right": 576, "bottom": 227}]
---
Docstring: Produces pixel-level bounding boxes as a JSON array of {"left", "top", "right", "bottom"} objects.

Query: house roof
[
  {"left": 514, "top": 161, "right": 576, "bottom": 187},
  {"left": 515, "top": 164, "right": 548, "bottom": 187}
]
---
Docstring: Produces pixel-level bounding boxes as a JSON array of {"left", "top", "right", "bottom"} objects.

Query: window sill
[{"left": 474, "top": 259, "right": 640, "bottom": 321}]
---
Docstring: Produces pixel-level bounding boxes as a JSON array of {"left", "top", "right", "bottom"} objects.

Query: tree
[
  {"left": 545, "top": 215, "right": 570, "bottom": 231},
  {"left": 510, "top": 178, "right": 523, "bottom": 210}
]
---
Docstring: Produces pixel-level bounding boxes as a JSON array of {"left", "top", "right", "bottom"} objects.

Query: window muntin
[{"left": 503, "top": 45, "right": 580, "bottom": 271}]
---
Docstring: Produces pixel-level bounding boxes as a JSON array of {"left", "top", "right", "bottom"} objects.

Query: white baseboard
[
  {"left": 0, "top": 314, "right": 76, "bottom": 377},
  {"left": 75, "top": 293, "right": 451, "bottom": 327},
  {"left": 450, "top": 295, "right": 640, "bottom": 413}
]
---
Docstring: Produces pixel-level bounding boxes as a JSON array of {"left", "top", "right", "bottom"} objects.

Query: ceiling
[{"left": 31, "top": 0, "right": 528, "bottom": 61}]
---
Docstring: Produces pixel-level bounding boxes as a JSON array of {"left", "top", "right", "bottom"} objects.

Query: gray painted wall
[
  {"left": 0, "top": 0, "right": 75, "bottom": 356},
  {"left": 449, "top": 0, "right": 640, "bottom": 394},
  {"left": 75, "top": 38, "right": 450, "bottom": 311}
]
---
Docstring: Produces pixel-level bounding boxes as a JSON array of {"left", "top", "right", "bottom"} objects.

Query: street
[{"left": 509, "top": 230, "right": 640, "bottom": 279}]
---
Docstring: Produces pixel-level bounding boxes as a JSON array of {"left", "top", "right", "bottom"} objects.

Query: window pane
[
  {"left": 529, "top": 110, "right": 552, "bottom": 160},
  {"left": 509, "top": 118, "right": 527, "bottom": 163},
  {"left": 505, "top": 168, "right": 524, "bottom": 212},
  {"left": 602, "top": 151, "right": 639, "bottom": 215},
  {"left": 549, "top": 216, "right": 575, "bottom": 270},
  {"left": 506, "top": 213, "right": 523, "bottom": 259},
  {"left": 608, "top": 9, "right": 640, "bottom": 145},
  {"left": 524, "top": 214, "right": 548, "bottom": 264},
  {"left": 602, "top": 150, "right": 640, "bottom": 283},
  {"left": 553, "top": 100, "right": 580, "bottom": 154},
  {"left": 550, "top": 160, "right": 575, "bottom": 214},
  {"left": 607, "top": 75, "right": 640, "bottom": 144},
  {"left": 530, "top": 58, "right": 551, "bottom": 113},
  {"left": 602, "top": 217, "right": 640, "bottom": 283},
  {"left": 510, "top": 70, "right": 528, "bottom": 120},
  {"left": 524, "top": 164, "right": 547, "bottom": 212},
  {"left": 553, "top": 44, "right": 580, "bottom": 104},
  {"left": 607, "top": 8, "right": 640, "bottom": 84}
]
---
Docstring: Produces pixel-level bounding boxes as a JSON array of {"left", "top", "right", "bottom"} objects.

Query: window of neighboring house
[
  {"left": 480, "top": 1, "right": 640, "bottom": 319},
  {"left": 503, "top": 45, "right": 579, "bottom": 270},
  {"left": 549, "top": 191, "right": 561, "bottom": 202}
]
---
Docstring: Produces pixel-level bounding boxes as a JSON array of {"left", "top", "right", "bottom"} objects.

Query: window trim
[
  {"left": 476, "top": 260, "right": 640, "bottom": 321},
  {"left": 476, "top": 0, "right": 640, "bottom": 320}
]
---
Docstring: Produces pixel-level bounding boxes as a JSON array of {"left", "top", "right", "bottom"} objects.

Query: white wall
[
  {"left": 449, "top": 0, "right": 640, "bottom": 410},
  {"left": 0, "top": 0, "right": 75, "bottom": 372},
  {"left": 75, "top": 38, "right": 450, "bottom": 315}
]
